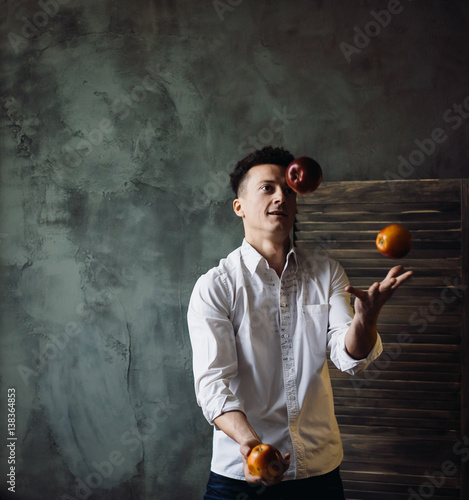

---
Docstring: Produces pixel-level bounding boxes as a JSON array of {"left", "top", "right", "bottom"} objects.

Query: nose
[{"left": 274, "top": 187, "right": 286, "bottom": 204}]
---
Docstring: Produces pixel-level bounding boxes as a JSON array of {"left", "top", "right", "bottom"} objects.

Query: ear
[{"left": 233, "top": 198, "right": 245, "bottom": 218}]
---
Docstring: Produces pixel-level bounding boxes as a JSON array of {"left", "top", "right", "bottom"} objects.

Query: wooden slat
[
  {"left": 344, "top": 275, "right": 459, "bottom": 287},
  {"left": 344, "top": 267, "right": 459, "bottom": 278},
  {"left": 361, "top": 293, "right": 462, "bottom": 307},
  {"left": 378, "top": 334, "right": 461, "bottom": 345},
  {"left": 377, "top": 326, "right": 461, "bottom": 334},
  {"left": 297, "top": 248, "right": 461, "bottom": 260},
  {"left": 380, "top": 342, "right": 460, "bottom": 353},
  {"left": 344, "top": 481, "right": 460, "bottom": 493},
  {"left": 339, "top": 424, "right": 460, "bottom": 439},
  {"left": 295, "top": 220, "right": 461, "bottom": 231},
  {"left": 341, "top": 470, "right": 459, "bottom": 487},
  {"left": 296, "top": 240, "right": 461, "bottom": 252},
  {"left": 331, "top": 378, "right": 460, "bottom": 393},
  {"left": 332, "top": 369, "right": 461, "bottom": 383},
  {"left": 344, "top": 485, "right": 459, "bottom": 500},
  {"left": 343, "top": 473, "right": 460, "bottom": 490},
  {"left": 295, "top": 209, "right": 461, "bottom": 222},
  {"left": 379, "top": 286, "right": 463, "bottom": 298},
  {"left": 377, "top": 310, "right": 460, "bottom": 326},
  {"left": 344, "top": 484, "right": 458, "bottom": 500},
  {"left": 300, "top": 179, "right": 461, "bottom": 204},
  {"left": 297, "top": 201, "right": 461, "bottom": 213},
  {"left": 334, "top": 393, "right": 461, "bottom": 409},
  {"left": 329, "top": 360, "right": 461, "bottom": 373},
  {"left": 335, "top": 405, "right": 460, "bottom": 421},
  {"left": 331, "top": 386, "right": 460, "bottom": 401},
  {"left": 295, "top": 229, "right": 461, "bottom": 241},
  {"left": 337, "top": 414, "right": 460, "bottom": 429},
  {"left": 340, "top": 458, "right": 456, "bottom": 475}
]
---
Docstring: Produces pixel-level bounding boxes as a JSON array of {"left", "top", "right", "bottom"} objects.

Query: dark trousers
[{"left": 204, "top": 467, "right": 346, "bottom": 500}]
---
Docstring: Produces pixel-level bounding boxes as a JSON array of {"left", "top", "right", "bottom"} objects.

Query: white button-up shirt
[{"left": 188, "top": 239, "right": 382, "bottom": 481}]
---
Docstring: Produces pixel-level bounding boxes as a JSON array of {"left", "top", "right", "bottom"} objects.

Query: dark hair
[{"left": 229, "top": 146, "right": 295, "bottom": 196}]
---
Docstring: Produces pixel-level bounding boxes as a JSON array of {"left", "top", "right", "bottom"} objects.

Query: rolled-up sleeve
[
  {"left": 187, "top": 271, "right": 244, "bottom": 425},
  {"left": 332, "top": 332, "right": 383, "bottom": 375},
  {"left": 326, "top": 261, "right": 383, "bottom": 375}
]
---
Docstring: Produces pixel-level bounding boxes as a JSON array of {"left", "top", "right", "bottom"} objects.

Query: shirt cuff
[
  {"left": 202, "top": 395, "right": 245, "bottom": 426},
  {"left": 333, "top": 333, "right": 383, "bottom": 375}
]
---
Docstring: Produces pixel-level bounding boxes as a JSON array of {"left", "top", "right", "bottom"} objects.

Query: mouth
[{"left": 268, "top": 211, "right": 288, "bottom": 217}]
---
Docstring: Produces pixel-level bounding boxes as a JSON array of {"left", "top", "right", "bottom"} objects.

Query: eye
[
  {"left": 261, "top": 185, "right": 273, "bottom": 192},
  {"left": 284, "top": 187, "right": 295, "bottom": 195}
]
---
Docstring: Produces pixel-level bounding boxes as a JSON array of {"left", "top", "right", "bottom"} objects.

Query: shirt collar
[{"left": 241, "top": 238, "right": 298, "bottom": 276}]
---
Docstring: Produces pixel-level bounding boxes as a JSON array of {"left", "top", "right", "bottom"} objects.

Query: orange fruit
[
  {"left": 376, "top": 224, "right": 412, "bottom": 259},
  {"left": 247, "top": 444, "right": 284, "bottom": 479}
]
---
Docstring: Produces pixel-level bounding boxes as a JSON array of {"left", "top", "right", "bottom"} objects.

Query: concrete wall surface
[{"left": 1, "top": 1, "right": 468, "bottom": 499}]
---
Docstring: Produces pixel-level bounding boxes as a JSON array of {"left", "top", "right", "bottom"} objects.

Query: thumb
[{"left": 345, "top": 285, "right": 366, "bottom": 300}]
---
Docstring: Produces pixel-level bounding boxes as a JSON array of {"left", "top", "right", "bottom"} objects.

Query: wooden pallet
[{"left": 294, "top": 179, "right": 468, "bottom": 500}]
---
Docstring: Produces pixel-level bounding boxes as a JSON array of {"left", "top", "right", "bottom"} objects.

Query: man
[{"left": 188, "top": 146, "right": 412, "bottom": 499}]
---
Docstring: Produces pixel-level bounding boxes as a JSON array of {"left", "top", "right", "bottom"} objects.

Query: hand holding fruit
[{"left": 240, "top": 441, "right": 290, "bottom": 485}]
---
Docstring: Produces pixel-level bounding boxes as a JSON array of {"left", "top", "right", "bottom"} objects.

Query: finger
[
  {"left": 345, "top": 285, "right": 368, "bottom": 300},
  {"left": 243, "top": 463, "right": 263, "bottom": 484},
  {"left": 390, "top": 270, "right": 414, "bottom": 289},
  {"left": 379, "top": 277, "right": 397, "bottom": 292},
  {"left": 247, "top": 475, "right": 264, "bottom": 484},
  {"left": 385, "top": 265, "right": 405, "bottom": 279}
]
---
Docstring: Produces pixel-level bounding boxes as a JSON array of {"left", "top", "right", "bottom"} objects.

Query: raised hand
[
  {"left": 345, "top": 265, "right": 413, "bottom": 322},
  {"left": 344, "top": 265, "right": 413, "bottom": 359}
]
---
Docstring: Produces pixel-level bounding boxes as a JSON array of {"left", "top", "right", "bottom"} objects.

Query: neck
[{"left": 245, "top": 235, "right": 291, "bottom": 277}]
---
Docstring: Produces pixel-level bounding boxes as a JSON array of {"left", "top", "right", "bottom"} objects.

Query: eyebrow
[{"left": 257, "top": 179, "right": 294, "bottom": 189}]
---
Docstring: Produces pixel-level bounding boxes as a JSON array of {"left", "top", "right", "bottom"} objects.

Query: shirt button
[{"left": 281, "top": 302, "right": 287, "bottom": 307}]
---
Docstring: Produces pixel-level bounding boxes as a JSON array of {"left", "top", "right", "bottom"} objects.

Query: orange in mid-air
[
  {"left": 376, "top": 224, "right": 412, "bottom": 259},
  {"left": 247, "top": 444, "right": 284, "bottom": 479}
]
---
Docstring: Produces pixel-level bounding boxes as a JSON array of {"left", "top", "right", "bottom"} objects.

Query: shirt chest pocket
[{"left": 302, "top": 304, "right": 329, "bottom": 352}]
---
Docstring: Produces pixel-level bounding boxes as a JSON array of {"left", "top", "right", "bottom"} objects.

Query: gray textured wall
[{"left": 0, "top": 1, "right": 468, "bottom": 499}]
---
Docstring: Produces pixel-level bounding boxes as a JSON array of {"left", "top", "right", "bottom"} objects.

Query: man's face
[{"left": 233, "top": 163, "right": 297, "bottom": 242}]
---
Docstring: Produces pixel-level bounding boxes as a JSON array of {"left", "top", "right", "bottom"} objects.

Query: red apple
[
  {"left": 247, "top": 444, "right": 284, "bottom": 479},
  {"left": 286, "top": 156, "right": 322, "bottom": 194}
]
